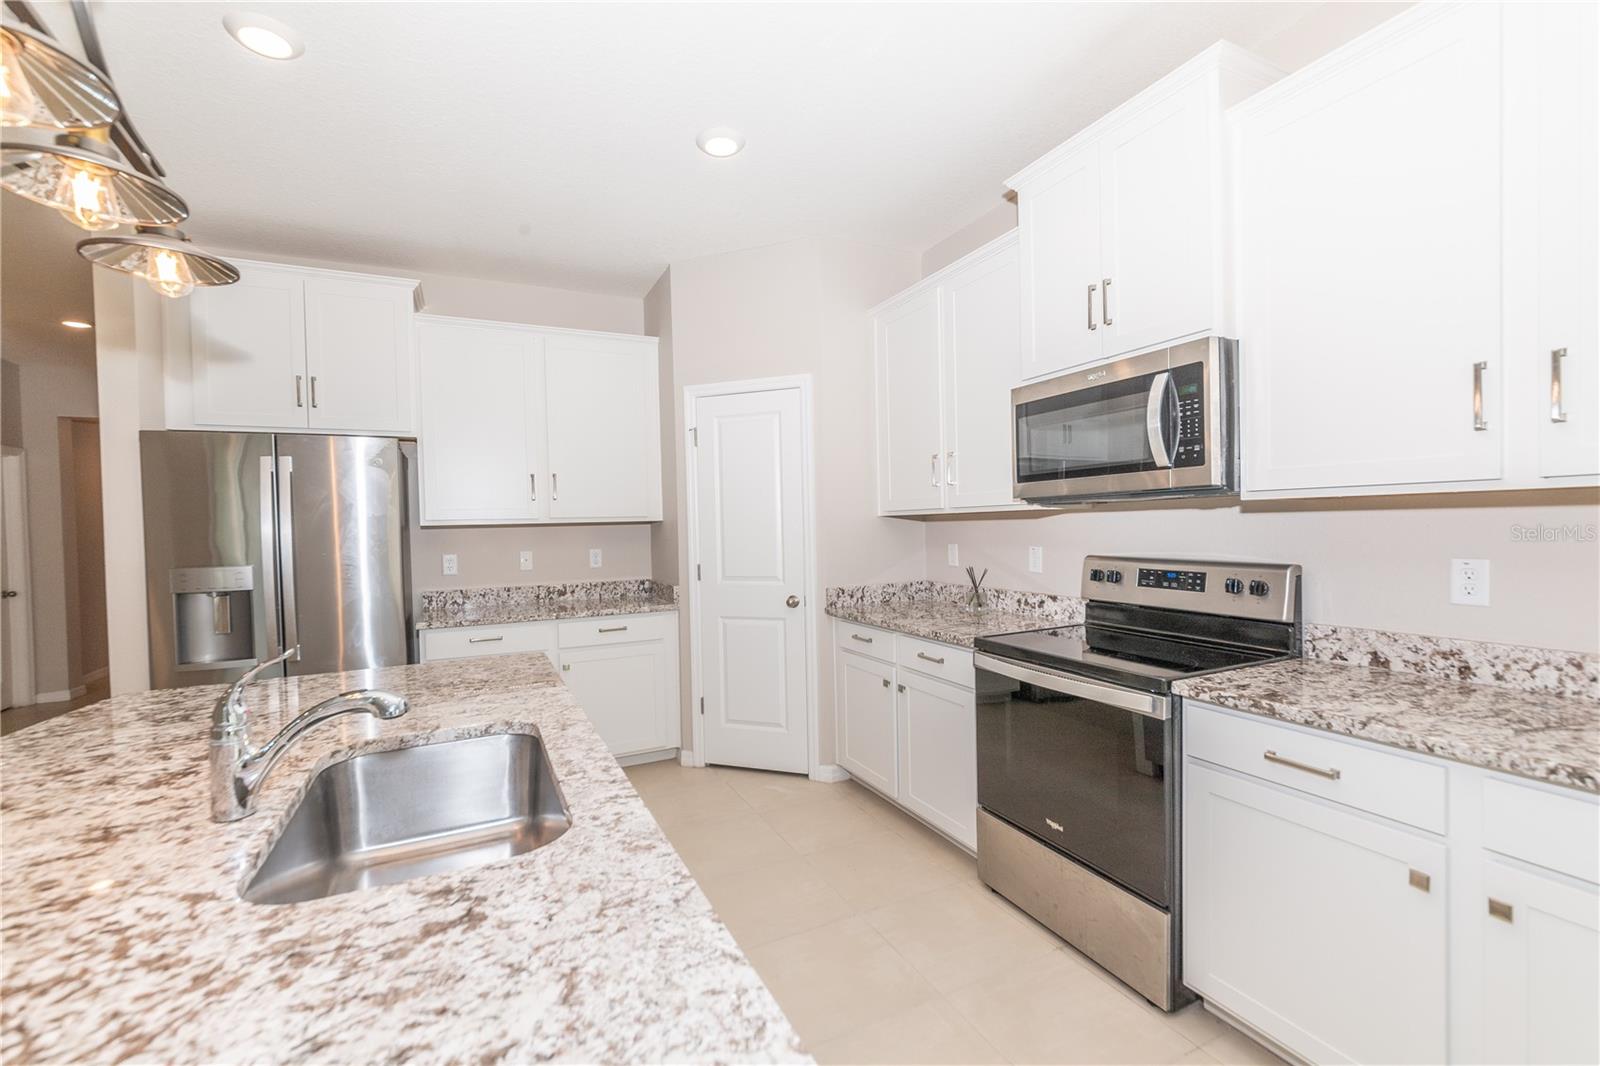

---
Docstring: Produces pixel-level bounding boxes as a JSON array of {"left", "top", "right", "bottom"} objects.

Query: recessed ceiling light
[
  {"left": 222, "top": 13, "right": 304, "bottom": 60},
  {"left": 696, "top": 127, "right": 745, "bottom": 158},
  {"left": 61, "top": 319, "right": 93, "bottom": 330}
]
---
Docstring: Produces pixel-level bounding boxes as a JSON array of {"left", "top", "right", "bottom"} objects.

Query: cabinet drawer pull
[
  {"left": 468, "top": 635, "right": 505, "bottom": 644},
  {"left": 916, "top": 652, "right": 945, "bottom": 665},
  {"left": 1472, "top": 361, "right": 1487, "bottom": 431},
  {"left": 1551, "top": 348, "right": 1568, "bottom": 423},
  {"left": 881, "top": 678, "right": 890, "bottom": 688},
  {"left": 1087, "top": 283, "right": 1098, "bottom": 331},
  {"left": 598, "top": 625, "right": 629, "bottom": 633},
  {"left": 1102, "top": 277, "right": 1113, "bottom": 326},
  {"left": 1488, "top": 898, "right": 1514, "bottom": 923},
  {"left": 897, "top": 683, "right": 906, "bottom": 693},
  {"left": 1409, "top": 869, "right": 1432, "bottom": 893},
  {"left": 1263, "top": 750, "right": 1341, "bottom": 780},
  {"left": 294, "top": 375, "right": 304, "bottom": 408},
  {"left": 851, "top": 633, "right": 874, "bottom": 644}
]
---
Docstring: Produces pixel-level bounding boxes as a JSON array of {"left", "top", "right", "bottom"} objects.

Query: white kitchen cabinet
[
  {"left": 417, "top": 620, "right": 558, "bottom": 662},
  {"left": 835, "top": 648, "right": 897, "bottom": 796},
  {"left": 415, "top": 315, "right": 661, "bottom": 525},
  {"left": 873, "top": 231, "right": 1027, "bottom": 516},
  {"left": 896, "top": 666, "right": 978, "bottom": 850},
  {"left": 183, "top": 258, "right": 417, "bottom": 434},
  {"left": 1008, "top": 44, "right": 1279, "bottom": 380}
]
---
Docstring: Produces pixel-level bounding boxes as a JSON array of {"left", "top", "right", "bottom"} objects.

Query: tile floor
[
  {"left": 1, "top": 676, "right": 111, "bottom": 736},
  {"left": 625, "top": 760, "right": 1287, "bottom": 1066}
]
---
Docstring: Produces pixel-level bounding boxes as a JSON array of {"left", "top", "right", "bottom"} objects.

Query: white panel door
[
  {"left": 303, "top": 276, "right": 414, "bottom": 434},
  {"left": 1537, "top": 0, "right": 1600, "bottom": 477},
  {"left": 875, "top": 289, "right": 945, "bottom": 512},
  {"left": 896, "top": 668, "right": 977, "bottom": 849},
  {"left": 190, "top": 261, "right": 308, "bottom": 428},
  {"left": 1099, "top": 77, "right": 1213, "bottom": 357},
  {"left": 416, "top": 319, "right": 543, "bottom": 524},
  {"left": 560, "top": 641, "right": 674, "bottom": 757},
  {"left": 942, "top": 239, "right": 1022, "bottom": 510},
  {"left": 1184, "top": 762, "right": 1448, "bottom": 1065},
  {"left": 694, "top": 387, "right": 809, "bottom": 774},
  {"left": 1237, "top": 2, "right": 1505, "bottom": 493},
  {"left": 544, "top": 333, "right": 660, "bottom": 520},
  {"left": 1479, "top": 857, "right": 1600, "bottom": 1065},
  {"left": 1017, "top": 142, "right": 1102, "bottom": 379},
  {"left": 835, "top": 648, "right": 897, "bottom": 796}
]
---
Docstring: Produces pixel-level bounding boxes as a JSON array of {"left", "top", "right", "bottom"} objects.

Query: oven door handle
[
  {"left": 1146, "top": 371, "right": 1176, "bottom": 469},
  {"left": 975, "top": 653, "right": 1170, "bottom": 719}
]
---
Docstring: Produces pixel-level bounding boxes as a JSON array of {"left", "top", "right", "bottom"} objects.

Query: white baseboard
[
  {"left": 616, "top": 748, "right": 679, "bottom": 768},
  {"left": 679, "top": 748, "right": 706, "bottom": 768},
  {"left": 29, "top": 685, "right": 85, "bottom": 705},
  {"left": 82, "top": 667, "right": 109, "bottom": 684},
  {"left": 810, "top": 763, "right": 850, "bottom": 783}
]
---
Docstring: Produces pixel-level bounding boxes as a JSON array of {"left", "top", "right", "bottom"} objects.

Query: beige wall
[{"left": 921, "top": 201, "right": 1018, "bottom": 277}]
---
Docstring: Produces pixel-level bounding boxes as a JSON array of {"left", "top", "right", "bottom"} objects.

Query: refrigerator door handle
[
  {"left": 259, "top": 455, "right": 282, "bottom": 659},
  {"left": 276, "top": 455, "right": 301, "bottom": 661}
]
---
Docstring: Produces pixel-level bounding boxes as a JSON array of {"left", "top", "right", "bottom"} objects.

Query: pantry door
[{"left": 689, "top": 381, "right": 813, "bottom": 775}]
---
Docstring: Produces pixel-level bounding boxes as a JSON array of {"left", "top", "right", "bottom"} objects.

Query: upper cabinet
[
  {"left": 1008, "top": 44, "right": 1281, "bottom": 381},
  {"left": 416, "top": 315, "right": 662, "bottom": 526},
  {"left": 179, "top": 258, "right": 417, "bottom": 435},
  {"left": 873, "top": 232, "right": 1028, "bottom": 516},
  {"left": 1235, "top": 1, "right": 1600, "bottom": 498}
]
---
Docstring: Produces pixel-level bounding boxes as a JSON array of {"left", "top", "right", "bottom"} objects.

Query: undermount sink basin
[{"left": 242, "top": 732, "right": 571, "bottom": 905}]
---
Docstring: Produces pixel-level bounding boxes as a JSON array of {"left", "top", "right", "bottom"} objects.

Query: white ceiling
[{"left": 30, "top": 2, "right": 1406, "bottom": 299}]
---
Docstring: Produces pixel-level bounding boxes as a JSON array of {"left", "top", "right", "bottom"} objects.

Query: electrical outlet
[
  {"left": 1451, "top": 558, "right": 1490, "bottom": 606},
  {"left": 1028, "top": 546, "right": 1044, "bottom": 574},
  {"left": 589, "top": 548, "right": 603, "bottom": 569},
  {"left": 442, "top": 553, "right": 458, "bottom": 576},
  {"left": 519, "top": 550, "right": 533, "bottom": 572},
  {"left": 947, "top": 543, "right": 960, "bottom": 567}
]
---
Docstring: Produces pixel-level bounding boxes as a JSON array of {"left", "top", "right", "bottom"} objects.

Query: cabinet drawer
[
  {"left": 895, "top": 634, "right": 974, "bottom": 689},
  {"left": 558, "top": 612, "right": 675, "bottom": 649},
  {"left": 1186, "top": 702, "right": 1446, "bottom": 834},
  {"left": 1482, "top": 777, "right": 1599, "bottom": 885},
  {"left": 420, "top": 621, "right": 558, "bottom": 662},
  {"left": 835, "top": 620, "right": 893, "bottom": 663}
]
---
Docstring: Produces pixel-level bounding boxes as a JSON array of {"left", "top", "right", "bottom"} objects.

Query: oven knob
[
  {"left": 1104, "top": 569, "right": 1122, "bottom": 584},
  {"left": 1249, "top": 579, "right": 1271, "bottom": 597},
  {"left": 1089, "top": 568, "right": 1105, "bottom": 582},
  {"left": 1224, "top": 578, "right": 1244, "bottom": 595}
]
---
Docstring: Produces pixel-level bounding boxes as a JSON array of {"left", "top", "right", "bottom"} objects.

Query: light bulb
[
  {"left": 50, "top": 158, "right": 118, "bottom": 230},
  {"left": 146, "top": 247, "right": 194, "bottom": 298}
]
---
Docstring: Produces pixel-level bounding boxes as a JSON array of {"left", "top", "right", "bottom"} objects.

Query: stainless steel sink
[{"left": 242, "top": 732, "right": 571, "bottom": 905}]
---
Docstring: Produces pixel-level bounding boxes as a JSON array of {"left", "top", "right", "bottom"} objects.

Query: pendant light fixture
[
  {"left": 77, "top": 226, "right": 239, "bottom": 299},
  {"left": 1, "top": 129, "right": 187, "bottom": 230},
  {"left": 1, "top": 18, "right": 120, "bottom": 131}
]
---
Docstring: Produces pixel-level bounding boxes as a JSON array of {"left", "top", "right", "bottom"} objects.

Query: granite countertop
[
  {"left": 0, "top": 654, "right": 804, "bottom": 1064},
  {"left": 416, "top": 580, "right": 679, "bottom": 630},
  {"left": 825, "top": 584, "right": 1081, "bottom": 649},
  {"left": 1174, "top": 658, "right": 1600, "bottom": 794}
]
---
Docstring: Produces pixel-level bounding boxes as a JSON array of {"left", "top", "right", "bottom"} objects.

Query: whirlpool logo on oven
[{"left": 1044, "top": 817, "right": 1065, "bottom": 833}]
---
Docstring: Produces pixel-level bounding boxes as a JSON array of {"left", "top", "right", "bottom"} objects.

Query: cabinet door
[
  {"left": 1017, "top": 142, "right": 1102, "bottom": 379},
  {"left": 942, "top": 240, "right": 1023, "bottom": 510},
  {"left": 875, "top": 288, "right": 945, "bottom": 512},
  {"left": 304, "top": 276, "right": 414, "bottom": 434},
  {"left": 1099, "top": 77, "right": 1213, "bottom": 357},
  {"left": 835, "top": 648, "right": 897, "bottom": 796},
  {"left": 559, "top": 640, "right": 673, "bottom": 756},
  {"left": 1536, "top": 0, "right": 1600, "bottom": 477},
  {"left": 1183, "top": 762, "right": 1448, "bottom": 1065},
  {"left": 189, "top": 261, "right": 308, "bottom": 428},
  {"left": 416, "top": 319, "right": 543, "bottom": 523},
  {"left": 543, "top": 333, "right": 661, "bottom": 521},
  {"left": 1236, "top": 3, "right": 1505, "bottom": 493},
  {"left": 896, "top": 669, "right": 977, "bottom": 850},
  {"left": 1480, "top": 858, "right": 1600, "bottom": 1066}
]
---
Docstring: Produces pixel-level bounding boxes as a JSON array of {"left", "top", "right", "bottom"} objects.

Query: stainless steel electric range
[{"left": 973, "top": 555, "right": 1303, "bottom": 1011}]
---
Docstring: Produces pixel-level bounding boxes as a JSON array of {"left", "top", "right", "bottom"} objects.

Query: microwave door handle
[{"left": 1146, "top": 371, "right": 1175, "bottom": 469}]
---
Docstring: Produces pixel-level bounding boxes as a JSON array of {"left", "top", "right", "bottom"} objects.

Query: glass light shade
[
  {"left": 1, "top": 138, "right": 187, "bottom": 230},
  {"left": 77, "top": 229, "right": 239, "bottom": 300},
  {"left": 0, "top": 22, "right": 120, "bottom": 131}
]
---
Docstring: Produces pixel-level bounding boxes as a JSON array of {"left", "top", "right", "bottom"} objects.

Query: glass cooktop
[{"left": 974, "top": 623, "right": 1287, "bottom": 695}]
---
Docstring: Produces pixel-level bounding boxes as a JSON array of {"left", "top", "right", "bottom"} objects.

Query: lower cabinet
[
  {"left": 418, "top": 612, "right": 679, "bottom": 759},
  {"left": 834, "top": 621, "right": 977, "bottom": 850}
]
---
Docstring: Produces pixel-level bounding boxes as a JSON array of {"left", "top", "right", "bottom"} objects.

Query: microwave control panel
[{"left": 1172, "top": 362, "right": 1206, "bottom": 468}]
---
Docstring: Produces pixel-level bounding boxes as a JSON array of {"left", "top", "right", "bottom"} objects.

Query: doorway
[
  {"left": 1, "top": 446, "right": 34, "bottom": 710},
  {"left": 686, "top": 377, "right": 818, "bottom": 776}
]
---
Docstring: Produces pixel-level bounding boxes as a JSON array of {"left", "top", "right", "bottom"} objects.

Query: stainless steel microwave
[{"left": 1012, "top": 336, "right": 1237, "bottom": 503}]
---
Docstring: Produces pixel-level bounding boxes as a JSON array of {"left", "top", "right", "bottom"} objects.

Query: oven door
[{"left": 974, "top": 653, "right": 1175, "bottom": 909}]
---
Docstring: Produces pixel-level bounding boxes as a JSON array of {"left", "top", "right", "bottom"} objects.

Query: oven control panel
[
  {"left": 1083, "top": 555, "right": 1301, "bottom": 623},
  {"left": 1137, "top": 567, "right": 1206, "bottom": 592}
]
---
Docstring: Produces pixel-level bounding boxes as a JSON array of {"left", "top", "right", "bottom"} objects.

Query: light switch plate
[
  {"left": 442, "top": 553, "right": 458, "bottom": 576},
  {"left": 519, "top": 550, "right": 533, "bottom": 572},
  {"left": 1028, "top": 546, "right": 1044, "bottom": 574},
  {"left": 1451, "top": 558, "right": 1490, "bottom": 606},
  {"left": 947, "top": 543, "right": 959, "bottom": 567},
  {"left": 589, "top": 548, "right": 602, "bottom": 569}
]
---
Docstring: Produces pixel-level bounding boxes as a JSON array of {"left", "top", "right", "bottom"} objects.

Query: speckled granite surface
[
  {"left": 0, "top": 654, "right": 805, "bottom": 1064},
  {"left": 1306, "top": 623, "right": 1599, "bottom": 700},
  {"left": 1174, "top": 658, "right": 1600, "bottom": 793},
  {"left": 417, "top": 579, "right": 679, "bottom": 630},
  {"left": 825, "top": 582, "right": 1083, "bottom": 648}
]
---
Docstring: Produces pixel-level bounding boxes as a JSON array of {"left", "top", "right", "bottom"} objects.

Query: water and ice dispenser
[{"left": 171, "top": 567, "right": 256, "bottom": 668}]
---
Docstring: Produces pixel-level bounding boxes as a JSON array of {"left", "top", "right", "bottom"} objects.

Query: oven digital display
[{"left": 1138, "top": 567, "right": 1207, "bottom": 592}]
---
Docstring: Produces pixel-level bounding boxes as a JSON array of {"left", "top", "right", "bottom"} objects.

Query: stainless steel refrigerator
[{"left": 140, "top": 431, "right": 410, "bottom": 689}]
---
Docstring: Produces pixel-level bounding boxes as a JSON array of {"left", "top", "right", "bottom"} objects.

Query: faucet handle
[{"left": 213, "top": 645, "right": 300, "bottom": 733}]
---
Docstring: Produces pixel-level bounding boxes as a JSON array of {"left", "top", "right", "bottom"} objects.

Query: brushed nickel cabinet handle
[
  {"left": 529, "top": 473, "right": 537, "bottom": 500},
  {"left": 309, "top": 375, "right": 319, "bottom": 409},
  {"left": 881, "top": 678, "right": 890, "bottom": 688},
  {"left": 552, "top": 472, "right": 558, "bottom": 500},
  {"left": 851, "top": 633, "right": 874, "bottom": 644},
  {"left": 917, "top": 652, "right": 946, "bottom": 665},
  {"left": 930, "top": 453, "right": 939, "bottom": 487},
  {"left": 1473, "top": 361, "right": 1488, "bottom": 431},
  {"left": 598, "top": 625, "right": 629, "bottom": 633},
  {"left": 1551, "top": 348, "right": 1569, "bottom": 423},
  {"left": 897, "top": 683, "right": 906, "bottom": 693},
  {"left": 468, "top": 635, "right": 505, "bottom": 644},
  {"left": 1488, "top": 898, "right": 1514, "bottom": 923},
  {"left": 1087, "top": 283, "right": 1098, "bottom": 331},
  {"left": 1409, "top": 869, "right": 1432, "bottom": 893},
  {"left": 946, "top": 451, "right": 956, "bottom": 485},
  {"left": 1263, "top": 750, "right": 1341, "bottom": 780},
  {"left": 562, "top": 663, "right": 570, "bottom": 671},
  {"left": 294, "top": 375, "right": 304, "bottom": 408},
  {"left": 1102, "top": 277, "right": 1113, "bottom": 326}
]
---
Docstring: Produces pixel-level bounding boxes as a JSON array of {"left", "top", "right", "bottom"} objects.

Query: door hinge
[{"left": 699, "top": 696, "right": 704, "bottom": 715}]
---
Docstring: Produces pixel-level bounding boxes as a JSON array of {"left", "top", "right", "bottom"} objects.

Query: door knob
[
  {"left": 1, "top": 589, "right": 17, "bottom": 599},
  {"left": 785, "top": 595, "right": 800, "bottom": 608}
]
